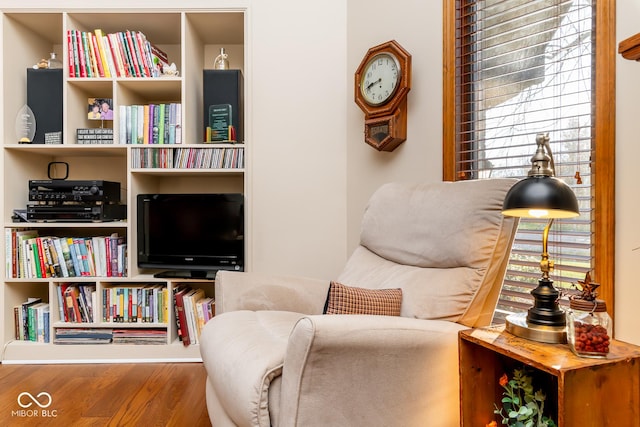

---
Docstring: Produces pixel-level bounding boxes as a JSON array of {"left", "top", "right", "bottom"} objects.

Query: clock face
[{"left": 360, "top": 52, "right": 401, "bottom": 106}]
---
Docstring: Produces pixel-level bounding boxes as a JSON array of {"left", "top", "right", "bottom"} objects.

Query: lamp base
[{"left": 505, "top": 312, "right": 567, "bottom": 344}]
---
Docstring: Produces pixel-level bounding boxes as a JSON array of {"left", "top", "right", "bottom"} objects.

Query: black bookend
[
  {"left": 27, "top": 68, "right": 63, "bottom": 144},
  {"left": 203, "top": 70, "right": 243, "bottom": 143}
]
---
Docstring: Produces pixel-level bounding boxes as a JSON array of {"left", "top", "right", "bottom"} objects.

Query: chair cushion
[
  {"left": 338, "top": 179, "right": 518, "bottom": 326},
  {"left": 358, "top": 180, "right": 513, "bottom": 269},
  {"left": 323, "top": 281, "right": 402, "bottom": 316},
  {"left": 199, "top": 310, "right": 305, "bottom": 427}
]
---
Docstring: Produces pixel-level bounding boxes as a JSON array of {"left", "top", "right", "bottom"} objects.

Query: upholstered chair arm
[
  {"left": 278, "top": 315, "right": 467, "bottom": 427},
  {"left": 214, "top": 270, "right": 330, "bottom": 315}
]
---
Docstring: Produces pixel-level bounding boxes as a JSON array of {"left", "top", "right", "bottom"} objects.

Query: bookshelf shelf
[{"left": 0, "top": 6, "right": 248, "bottom": 363}]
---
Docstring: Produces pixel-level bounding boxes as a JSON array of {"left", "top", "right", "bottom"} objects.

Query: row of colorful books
[
  {"left": 103, "top": 285, "right": 169, "bottom": 324},
  {"left": 118, "top": 103, "right": 182, "bottom": 145},
  {"left": 13, "top": 298, "right": 50, "bottom": 342},
  {"left": 131, "top": 147, "right": 244, "bottom": 169},
  {"left": 67, "top": 28, "right": 169, "bottom": 78},
  {"left": 56, "top": 284, "right": 96, "bottom": 323},
  {"left": 173, "top": 286, "right": 215, "bottom": 346},
  {"left": 5, "top": 230, "right": 127, "bottom": 279}
]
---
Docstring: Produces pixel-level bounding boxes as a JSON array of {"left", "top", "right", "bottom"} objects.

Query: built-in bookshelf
[{"left": 0, "top": 6, "right": 248, "bottom": 364}]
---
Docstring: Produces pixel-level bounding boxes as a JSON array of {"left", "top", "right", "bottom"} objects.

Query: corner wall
[
  {"left": 615, "top": 1, "right": 640, "bottom": 345},
  {"left": 346, "top": 0, "right": 444, "bottom": 252}
]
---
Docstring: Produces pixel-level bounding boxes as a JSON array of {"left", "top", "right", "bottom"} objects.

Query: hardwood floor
[{"left": 0, "top": 362, "right": 211, "bottom": 426}]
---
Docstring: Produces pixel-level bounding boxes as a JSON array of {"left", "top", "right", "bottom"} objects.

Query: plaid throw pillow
[{"left": 323, "top": 281, "right": 402, "bottom": 316}]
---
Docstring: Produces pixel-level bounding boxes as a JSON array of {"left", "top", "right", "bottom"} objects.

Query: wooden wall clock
[{"left": 354, "top": 40, "right": 411, "bottom": 152}]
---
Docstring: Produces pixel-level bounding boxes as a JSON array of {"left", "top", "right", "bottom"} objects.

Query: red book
[
  {"left": 117, "top": 32, "right": 134, "bottom": 77},
  {"left": 35, "top": 237, "right": 48, "bottom": 278},
  {"left": 125, "top": 30, "right": 142, "bottom": 77},
  {"left": 66, "top": 30, "right": 75, "bottom": 77},
  {"left": 173, "top": 287, "right": 191, "bottom": 346},
  {"left": 104, "top": 237, "right": 112, "bottom": 277},
  {"left": 90, "top": 33, "right": 105, "bottom": 77},
  {"left": 77, "top": 30, "right": 88, "bottom": 77},
  {"left": 64, "top": 286, "right": 82, "bottom": 323},
  {"left": 134, "top": 31, "right": 151, "bottom": 77}
]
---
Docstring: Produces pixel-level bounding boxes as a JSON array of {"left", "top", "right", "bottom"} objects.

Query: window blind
[{"left": 454, "top": 0, "right": 594, "bottom": 322}]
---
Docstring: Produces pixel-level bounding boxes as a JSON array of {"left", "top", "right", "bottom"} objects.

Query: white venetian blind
[{"left": 453, "top": 0, "right": 594, "bottom": 321}]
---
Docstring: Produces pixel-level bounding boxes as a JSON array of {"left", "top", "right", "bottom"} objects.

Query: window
[{"left": 443, "top": 0, "right": 616, "bottom": 321}]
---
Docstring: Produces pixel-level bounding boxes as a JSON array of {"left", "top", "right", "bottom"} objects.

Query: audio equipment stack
[{"left": 27, "top": 179, "right": 126, "bottom": 222}]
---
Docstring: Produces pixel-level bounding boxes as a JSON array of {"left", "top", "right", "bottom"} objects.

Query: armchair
[{"left": 200, "top": 179, "right": 519, "bottom": 427}]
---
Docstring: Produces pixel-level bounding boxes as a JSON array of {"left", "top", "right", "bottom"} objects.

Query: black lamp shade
[{"left": 502, "top": 176, "right": 580, "bottom": 219}]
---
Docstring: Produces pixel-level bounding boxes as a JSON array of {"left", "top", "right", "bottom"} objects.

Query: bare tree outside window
[{"left": 446, "top": 0, "right": 613, "bottom": 322}]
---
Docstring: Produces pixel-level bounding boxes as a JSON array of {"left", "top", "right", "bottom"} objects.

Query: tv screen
[{"left": 137, "top": 193, "right": 244, "bottom": 279}]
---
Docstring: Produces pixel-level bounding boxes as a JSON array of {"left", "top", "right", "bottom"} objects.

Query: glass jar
[
  {"left": 566, "top": 298, "right": 611, "bottom": 358},
  {"left": 47, "top": 52, "right": 62, "bottom": 69}
]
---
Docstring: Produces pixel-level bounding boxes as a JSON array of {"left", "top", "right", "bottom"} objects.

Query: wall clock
[{"left": 354, "top": 40, "right": 411, "bottom": 151}]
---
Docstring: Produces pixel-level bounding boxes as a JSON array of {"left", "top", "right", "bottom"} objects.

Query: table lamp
[{"left": 501, "top": 133, "right": 580, "bottom": 343}]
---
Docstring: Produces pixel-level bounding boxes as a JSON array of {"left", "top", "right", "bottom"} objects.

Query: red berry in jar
[{"left": 567, "top": 298, "right": 611, "bottom": 358}]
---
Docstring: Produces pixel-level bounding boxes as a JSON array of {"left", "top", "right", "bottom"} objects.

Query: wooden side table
[{"left": 459, "top": 326, "right": 640, "bottom": 426}]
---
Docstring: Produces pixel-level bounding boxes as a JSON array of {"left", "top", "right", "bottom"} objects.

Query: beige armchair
[{"left": 200, "top": 179, "right": 519, "bottom": 427}]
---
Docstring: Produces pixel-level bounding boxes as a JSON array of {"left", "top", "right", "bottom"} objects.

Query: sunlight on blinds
[{"left": 455, "top": 0, "right": 594, "bottom": 321}]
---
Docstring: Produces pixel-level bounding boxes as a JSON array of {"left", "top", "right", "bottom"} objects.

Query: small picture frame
[{"left": 88, "top": 98, "right": 113, "bottom": 121}]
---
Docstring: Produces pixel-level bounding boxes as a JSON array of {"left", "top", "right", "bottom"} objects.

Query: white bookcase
[{"left": 0, "top": 5, "right": 249, "bottom": 363}]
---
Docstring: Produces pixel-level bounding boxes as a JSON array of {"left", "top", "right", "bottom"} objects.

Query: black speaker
[
  {"left": 27, "top": 68, "right": 63, "bottom": 144},
  {"left": 203, "top": 70, "right": 243, "bottom": 143}
]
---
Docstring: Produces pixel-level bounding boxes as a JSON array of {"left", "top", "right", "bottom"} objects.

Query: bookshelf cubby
[{"left": 0, "top": 6, "right": 248, "bottom": 363}]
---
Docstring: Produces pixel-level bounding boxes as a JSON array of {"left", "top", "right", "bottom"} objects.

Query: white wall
[
  {"left": 615, "top": 1, "right": 640, "bottom": 345},
  {"left": 249, "top": 1, "right": 348, "bottom": 278},
  {"left": 346, "top": 0, "right": 444, "bottom": 252}
]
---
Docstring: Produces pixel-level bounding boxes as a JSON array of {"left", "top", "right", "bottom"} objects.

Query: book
[
  {"left": 184, "top": 288, "right": 205, "bottom": 344},
  {"left": 80, "top": 31, "right": 93, "bottom": 77},
  {"left": 173, "top": 286, "right": 191, "bottom": 346},
  {"left": 66, "top": 237, "right": 82, "bottom": 277},
  {"left": 29, "top": 238, "right": 43, "bottom": 278},
  {"left": 195, "top": 296, "right": 214, "bottom": 338},
  {"left": 89, "top": 32, "right": 105, "bottom": 77},
  {"left": 124, "top": 30, "right": 142, "bottom": 77},
  {"left": 118, "top": 31, "right": 136, "bottom": 77},
  {"left": 66, "top": 29, "right": 76, "bottom": 77},
  {"left": 44, "top": 237, "right": 63, "bottom": 278},
  {"left": 55, "top": 285, "right": 66, "bottom": 322},
  {"left": 5, "top": 229, "right": 14, "bottom": 278},
  {"left": 74, "top": 238, "right": 91, "bottom": 276},
  {"left": 20, "top": 298, "right": 42, "bottom": 340},
  {"left": 28, "top": 302, "right": 49, "bottom": 342},
  {"left": 93, "top": 29, "right": 112, "bottom": 77},
  {"left": 63, "top": 285, "right": 82, "bottom": 323},
  {"left": 143, "top": 104, "right": 150, "bottom": 144},
  {"left": 56, "top": 237, "right": 75, "bottom": 277},
  {"left": 107, "top": 32, "right": 126, "bottom": 77},
  {"left": 136, "top": 105, "right": 144, "bottom": 144},
  {"left": 134, "top": 31, "right": 151, "bottom": 77}
]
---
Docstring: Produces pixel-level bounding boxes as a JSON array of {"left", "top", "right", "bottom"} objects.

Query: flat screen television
[{"left": 137, "top": 193, "right": 244, "bottom": 279}]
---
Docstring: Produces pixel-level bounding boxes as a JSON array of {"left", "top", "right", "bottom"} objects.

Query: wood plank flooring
[{"left": 0, "top": 362, "right": 211, "bottom": 426}]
